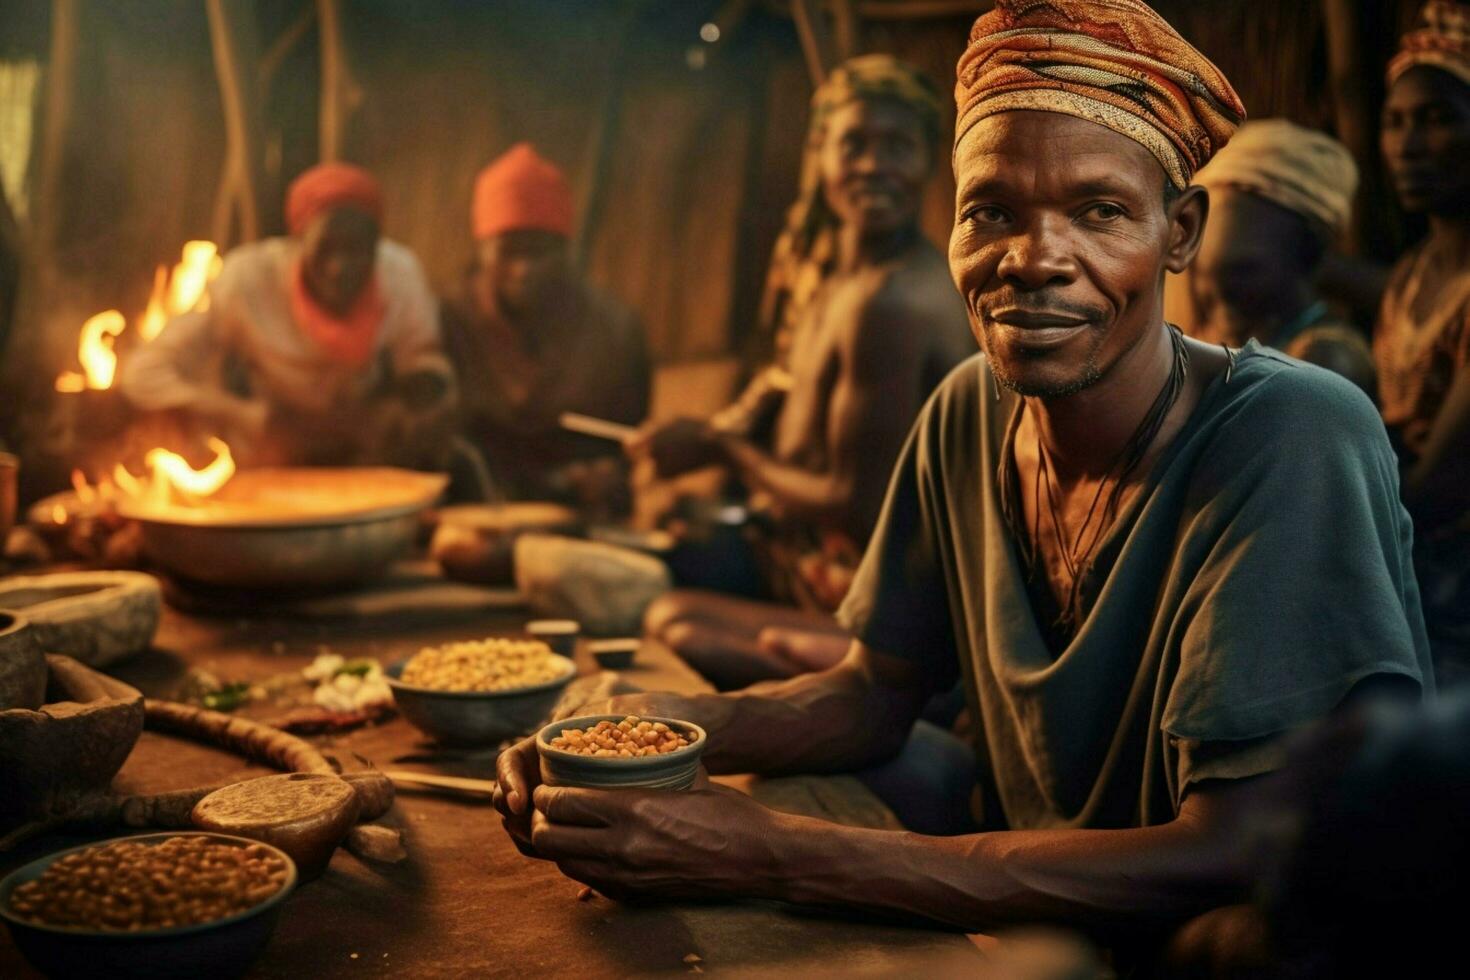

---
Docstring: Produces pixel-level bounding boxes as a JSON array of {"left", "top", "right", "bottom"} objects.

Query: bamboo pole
[
  {"left": 831, "top": 0, "right": 861, "bottom": 61},
  {"left": 791, "top": 0, "right": 836, "bottom": 86},
  {"left": 206, "top": 0, "right": 265, "bottom": 245},
  {"left": 316, "top": 0, "right": 358, "bottom": 163}
]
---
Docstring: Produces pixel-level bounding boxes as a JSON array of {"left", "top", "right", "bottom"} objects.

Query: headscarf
[
  {"left": 1388, "top": 1, "right": 1470, "bottom": 89},
  {"left": 758, "top": 55, "right": 943, "bottom": 359},
  {"left": 1193, "top": 119, "right": 1359, "bottom": 241},
  {"left": 955, "top": 0, "right": 1245, "bottom": 189},
  {"left": 472, "top": 143, "right": 575, "bottom": 241},
  {"left": 285, "top": 162, "right": 384, "bottom": 236}
]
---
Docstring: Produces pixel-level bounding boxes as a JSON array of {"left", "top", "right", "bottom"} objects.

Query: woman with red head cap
[
  {"left": 120, "top": 162, "right": 454, "bottom": 467},
  {"left": 439, "top": 143, "right": 650, "bottom": 514}
]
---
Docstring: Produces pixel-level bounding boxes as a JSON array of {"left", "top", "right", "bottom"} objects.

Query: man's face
[
  {"left": 1190, "top": 187, "right": 1315, "bottom": 345},
  {"left": 1382, "top": 66, "right": 1470, "bottom": 215},
  {"left": 300, "top": 207, "right": 379, "bottom": 315},
  {"left": 474, "top": 229, "right": 569, "bottom": 319},
  {"left": 949, "top": 111, "right": 1190, "bottom": 398},
  {"left": 818, "top": 97, "right": 932, "bottom": 237}
]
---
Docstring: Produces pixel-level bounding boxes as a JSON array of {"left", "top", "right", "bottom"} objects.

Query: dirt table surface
[{"left": 1, "top": 600, "right": 988, "bottom": 978}]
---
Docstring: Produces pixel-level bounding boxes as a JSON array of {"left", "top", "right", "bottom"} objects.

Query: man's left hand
[{"left": 530, "top": 781, "right": 782, "bottom": 902}]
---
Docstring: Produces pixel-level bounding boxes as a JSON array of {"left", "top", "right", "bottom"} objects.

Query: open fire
[{"left": 53, "top": 240, "right": 222, "bottom": 393}]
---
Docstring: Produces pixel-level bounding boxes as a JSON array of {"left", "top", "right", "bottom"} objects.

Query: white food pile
[{"left": 304, "top": 652, "right": 393, "bottom": 713}]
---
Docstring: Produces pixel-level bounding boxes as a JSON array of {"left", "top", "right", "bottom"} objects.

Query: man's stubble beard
[{"left": 983, "top": 322, "right": 1108, "bottom": 398}]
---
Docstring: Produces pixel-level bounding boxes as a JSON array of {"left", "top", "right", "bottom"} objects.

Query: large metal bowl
[{"left": 116, "top": 468, "right": 447, "bottom": 589}]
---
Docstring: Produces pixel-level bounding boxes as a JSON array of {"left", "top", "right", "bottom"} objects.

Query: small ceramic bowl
[
  {"left": 386, "top": 656, "right": 576, "bottom": 746},
  {"left": 587, "top": 638, "right": 638, "bottom": 670},
  {"left": 537, "top": 714, "right": 707, "bottom": 791},
  {"left": 0, "top": 832, "right": 296, "bottom": 980},
  {"left": 526, "top": 619, "right": 580, "bottom": 658}
]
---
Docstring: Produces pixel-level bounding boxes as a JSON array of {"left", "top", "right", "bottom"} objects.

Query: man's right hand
[{"left": 626, "top": 417, "right": 721, "bottom": 478}]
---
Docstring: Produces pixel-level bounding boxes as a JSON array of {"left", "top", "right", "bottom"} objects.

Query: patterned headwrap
[
  {"left": 1388, "top": 1, "right": 1470, "bottom": 89},
  {"left": 955, "top": 0, "right": 1245, "bottom": 189},
  {"left": 285, "top": 162, "right": 383, "bottom": 236},
  {"left": 758, "top": 55, "right": 943, "bottom": 359},
  {"left": 1194, "top": 119, "right": 1359, "bottom": 241}
]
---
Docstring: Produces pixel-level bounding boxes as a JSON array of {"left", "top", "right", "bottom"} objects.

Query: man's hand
[
  {"left": 492, "top": 734, "right": 542, "bottom": 857},
  {"left": 626, "top": 417, "right": 722, "bottom": 479},
  {"left": 530, "top": 781, "right": 783, "bottom": 902},
  {"left": 495, "top": 692, "right": 701, "bottom": 857}
]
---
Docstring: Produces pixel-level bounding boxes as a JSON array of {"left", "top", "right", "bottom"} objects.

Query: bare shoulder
[{"left": 844, "top": 241, "right": 968, "bottom": 349}]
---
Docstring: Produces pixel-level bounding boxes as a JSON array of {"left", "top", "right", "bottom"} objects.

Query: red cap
[
  {"left": 472, "top": 143, "right": 574, "bottom": 240},
  {"left": 286, "top": 162, "right": 384, "bottom": 235}
]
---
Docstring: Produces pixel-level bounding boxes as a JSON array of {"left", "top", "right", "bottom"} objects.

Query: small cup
[
  {"left": 526, "top": 619, "right": 580, "bottom": 658},
  {"left": 588, "top": 638, "right": 638, "bottom": 670}
]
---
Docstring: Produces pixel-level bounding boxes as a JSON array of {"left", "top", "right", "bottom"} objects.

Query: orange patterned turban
[
  {"left": 286, "top": 162, "right": 384, "bottom": 236},
  {"left": 955, "top": 0, "right": 1245, "bottom": 189},
  {"left": 1389, "top": 1, "right": 1470, "bottom": 89}
]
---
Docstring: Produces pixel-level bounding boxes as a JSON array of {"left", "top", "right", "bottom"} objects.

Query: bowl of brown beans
[
  {"left": 386, "top": 636, "right": 577, "bottom": 745},
  {"left": 537, "top": 714, "right": 708, "bottom": 790},
  {"left": 0, "top": 832, "right": 296, "bottom": 980}
]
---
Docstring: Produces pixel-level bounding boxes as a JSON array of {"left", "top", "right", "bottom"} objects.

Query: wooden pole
[
  {"left": 317, "top": 0, "right": 359, "bottom": 163},
  {"left": 791, "top": 0, "right": 835, "bottom": 87},
  {"left": 830, "top": 0, "right": 861, "bottom": 61},
  {"left": 35, "top": 0, "right": 78, "bottom": 257},
  {"left": 206, "top": 0, "right": 265, "bottom": 245},
  {"left": 1322, "top": 0, "right": 1369, "bottom": 255}
]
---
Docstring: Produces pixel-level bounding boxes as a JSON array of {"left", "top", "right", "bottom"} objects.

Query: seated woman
[
  {"left": 120, "top": 163, "right": 453, "bottom": 468},
  {"left": 1377, "top": 2, "right": 1470, "bottom": 681},
  {"left": 439, "top": 144, "right": 650, "bottom": 518}
]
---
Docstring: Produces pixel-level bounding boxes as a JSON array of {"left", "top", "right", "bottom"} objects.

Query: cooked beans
[
  {"left": 549, "top": 716, "right": 695, "bottom": 757},
  {"left": 402, "top": 637, "right": 572, "bottom": 692},
  {"left": 7, "top": 836, "right": 290, "bottom": 932}
]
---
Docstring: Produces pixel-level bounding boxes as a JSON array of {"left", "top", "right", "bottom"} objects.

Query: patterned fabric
[
  {"left": 285, "top": 162, "right": 384, "bottom": 236},
  {"left": 1194, "top": 119, "right": 1359, "bottom": 240},
  {"left": 1389, "top": 1, "right": 1470, "bottom": 89},
  {"left": 472, "top": 143, "right": 575, "bottom": 241},
  {"left": 955, "top": 0, "right": 1245, "bottom": 189},
  {"left": 757, "top": 55, "right": 942, "bottom": 361}
]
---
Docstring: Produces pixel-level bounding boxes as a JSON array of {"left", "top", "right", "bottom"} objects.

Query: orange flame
[
  {"left": 55, "top": 371, "right": 86, "bottom": 393},
  {"left": 51, "top": 503, "right": 68, "bottom": 525},
  {"left": 144, "top": 436, "right": 235, "bottom": 501},
  {"left": 77, "top": 310, "right": 126, "bottom": 390},
  {"left": 139, "top": 241, "right": 221, "bottom": 342},
  {"left": 70, "top": 468, "right": 95, "bottom": 504}
]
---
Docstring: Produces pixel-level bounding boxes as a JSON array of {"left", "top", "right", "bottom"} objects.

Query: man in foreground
[
  {"left": 121, "top": 163, "right": 453, "bottom": 467},
  {"left": 632, "top": 56, "right": 972, "bottom": 689},
  {"left": 497, "top": 0, "right": 1430, "bottom": 955}
]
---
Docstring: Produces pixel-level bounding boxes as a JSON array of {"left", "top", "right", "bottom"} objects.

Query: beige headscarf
[
  {"left": 757, "top": 55, "right": 943, "bottom": 361},
  {"left": 1193, "top": 119, "right": 1359, "bottom": 241}
]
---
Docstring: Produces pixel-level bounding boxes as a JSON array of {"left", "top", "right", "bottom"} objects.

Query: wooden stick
[
  {"left": 382, "top": 770, "right": 497, "bottom": 796},
  {"left": 560, "top": 412, "right": 636, "bottom": 443}
]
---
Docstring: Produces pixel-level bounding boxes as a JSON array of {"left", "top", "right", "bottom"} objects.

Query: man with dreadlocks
[
  {"left": 498, "top": 0, "right": 1430, "bottom": 962},
  {"left": 630, "top": 55, "right": 972, "bottom": 690}
]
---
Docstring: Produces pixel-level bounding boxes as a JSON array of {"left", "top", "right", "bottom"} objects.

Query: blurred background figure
[
  {"left": 1188, "top": 119, "right": 1375, "bottom": 396},
  {"left": 1378, "top": 0, "right": 1470, "bottom": 682},
  {"left": 631, "top": 55, "right": 972, "bottom": 691},
  {"left": 440, "top": 143, "right": 650, "bottom": 519},
  {"left": 119, "top": 163, "right": 454, "bottom": 468}
]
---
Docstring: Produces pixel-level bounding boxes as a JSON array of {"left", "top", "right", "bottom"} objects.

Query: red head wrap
[
  {"left": 285, "top": 162, "right": 384, "bottom": 236},
  {"left": 472, "top": 143, "right": 575, "bottom": 240}
]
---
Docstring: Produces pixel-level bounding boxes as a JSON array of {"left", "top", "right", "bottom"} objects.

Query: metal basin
[{"left": 116, "top": 468, "right": 446, "bottom": 589}]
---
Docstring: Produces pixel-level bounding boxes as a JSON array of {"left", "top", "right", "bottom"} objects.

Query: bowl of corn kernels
[
  {"left": 537, "top": 714, "right": 707, "bottom": 791},
  {"left": 0, "top": 832, "right": 296, "bottom": 980},
  {"left": 386, "top": 637, "right": 576, "bottom": 745}
]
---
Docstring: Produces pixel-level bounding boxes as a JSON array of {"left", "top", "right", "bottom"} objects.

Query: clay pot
[
  {"left": 0, "top": 655, "right": 145, "bottom": 828},
  {"left": 0, "top": 572, "right": 162, "bottom": 668},
  {"left": 0, "top": 612, "right": 45, "bottom": 711},
  {"left": 431, "top": 502, "right": 580, "bottom": 586}
]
